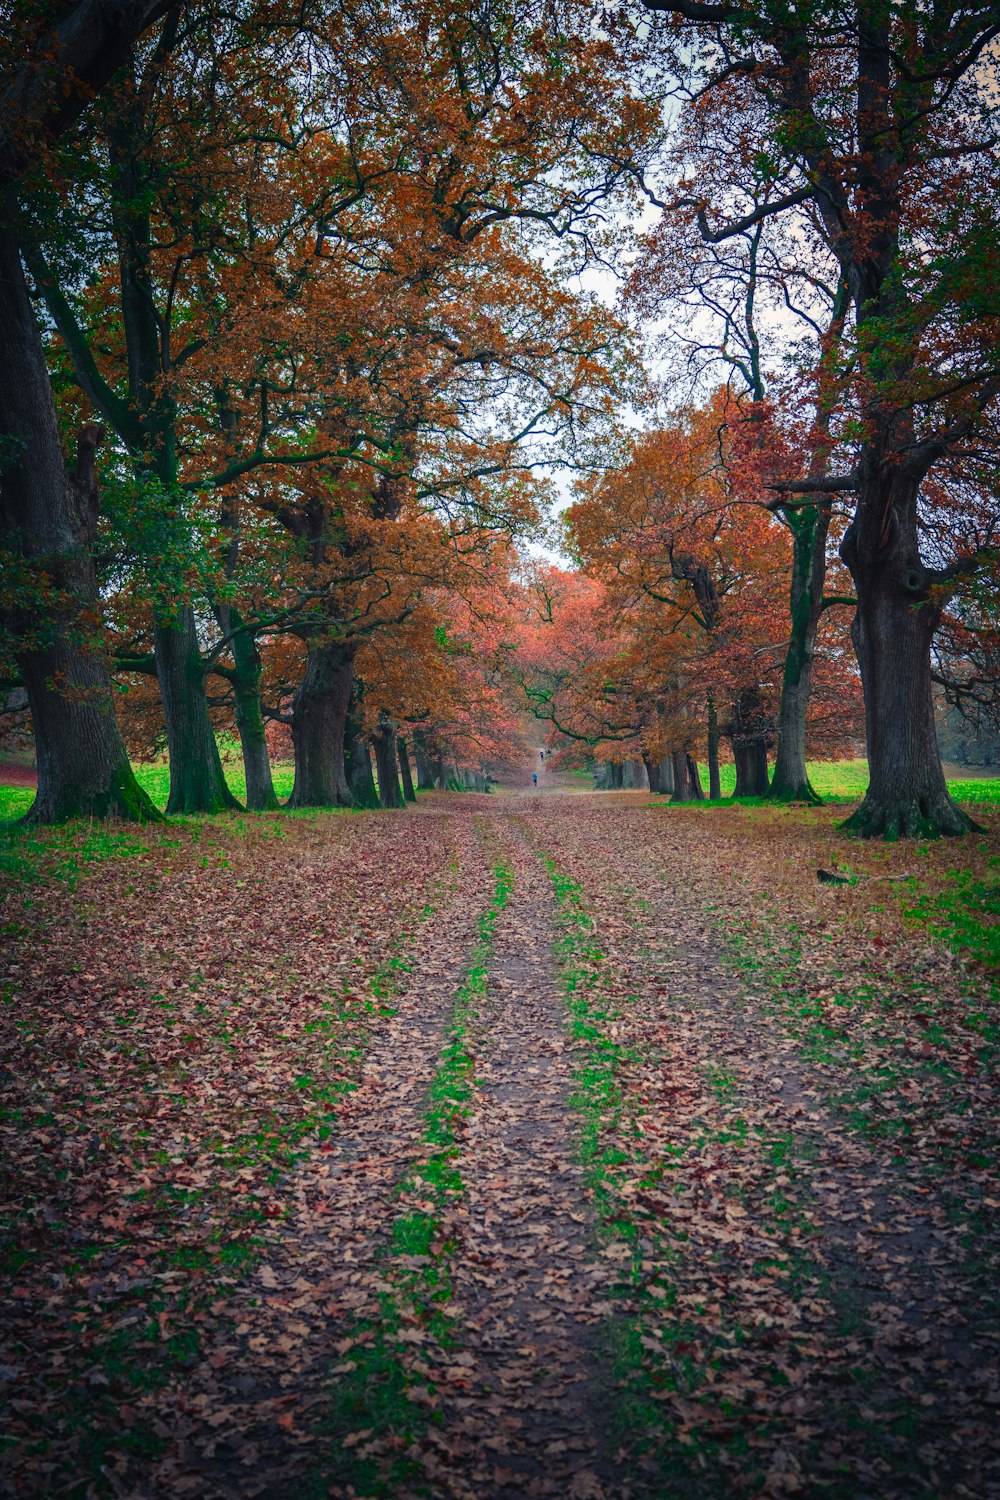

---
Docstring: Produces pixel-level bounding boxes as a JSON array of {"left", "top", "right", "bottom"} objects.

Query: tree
[
  {"left": 0, "top": 1, "right": 173, "bottom": 821},
  {"left": 629, "top": 184, "right": 856, "bottom": 802},
  {"left": 565, "top": 408, "right": 799, "bottom": 797},
  {"left": 642, "top": 0, "right": 1000, "bottom": 835}
]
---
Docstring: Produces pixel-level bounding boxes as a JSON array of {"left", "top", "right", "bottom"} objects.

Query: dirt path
[
  {"left": 5, "top": 792, "right": 1000, "bottom": 1499},
  {"left": 387, "top": 821, "right": 622, "bottom": 1500},
  {"left": 519, "top": 798, "right": 1000, "bottom": 1499},
  {"left": 135, "top": 817, "right": 497, "bottom": 1497}
]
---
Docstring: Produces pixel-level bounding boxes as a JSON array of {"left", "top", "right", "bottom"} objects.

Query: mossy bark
[
  {"left": 288, "top": 641, "right": 355, "bottom": 808},
  {"left": 841, "top": 467, "right": 977, "bottom": 839},
  {"left": 397, "top": 739, "right": 417, "bottom": 802},
  {"left": 0, "top": 213, "right": 158, "bottom": 824},
  {"left": 373, "top": 718, "right": 404, "bottom": 808}
]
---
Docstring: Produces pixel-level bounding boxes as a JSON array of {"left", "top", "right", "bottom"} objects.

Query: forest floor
[{"left": 2, "top": 781, "right": 1000, "bottom": 1498}]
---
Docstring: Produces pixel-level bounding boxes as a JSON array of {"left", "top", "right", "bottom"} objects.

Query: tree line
[{"left": 2, "top": 0, "right": 999, "bottom": 839}]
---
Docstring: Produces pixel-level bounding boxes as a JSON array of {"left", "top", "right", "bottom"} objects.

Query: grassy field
[
  {"left": 0, "top": 757, "right": 296, "bottom": 824},
  {"left": 2, "top": 755, "right": 999, "bottom": 826},
  {"left": 699, "top": 756, "right": 1000, "bottom": 804}
]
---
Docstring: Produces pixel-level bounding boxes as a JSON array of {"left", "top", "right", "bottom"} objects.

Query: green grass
[
  {"left": 687, "top": 758, "right": 1000, "bottom": 804},
  {"left": 311, "top": 861, "right": 514, "bottom": 1497},
  {"left": 0, "top": 755, "right": 296, "bottom": 827}
]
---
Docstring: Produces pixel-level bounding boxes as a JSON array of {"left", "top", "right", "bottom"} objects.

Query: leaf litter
[{"left": 2, "top": 791, "right": 999, "bottom": 1498}]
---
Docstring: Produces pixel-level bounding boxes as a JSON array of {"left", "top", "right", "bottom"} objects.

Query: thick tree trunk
[
  {"left": 20, "top": 644, "right": 155, "bottom": 822},
  {"left": 344, "top": 696, "right": 378, "bottom": 808},
  {"left": 769, "top": 507, "right": 829, "bottom": 804},
  {"left": 343, "top": 683, "right": 377, "bottom": 808},
  {"left": 372, "top": 717, "right": 404, "bottom": 808},
  {"left": 621, "top": 759, "right": 637, "bottom": 789},
  {"left": 397, "top": 738, "right": 417, "bottom": 802},
  {"left": 659, "top": 755, "right": 675, "bottom": 794},
  {"left": 609, "top": 761, "right": 624, "bottom": 789},
  {"left": 434, "top": 752, "right": 447, "bottom": 790},
  {"left": 707, "top": 697, "right": 721, "bottom": 800},
  {"left": 413, "top": 733, "right": 436, "bottom": 790},
  {"left": 730, "top": 687, "right": 770, "bottom": 797},
  {"left": 228, "top": 625, "right": 277, "bottom": 811},
  {"left": 643, "top": 752, "right": 661, "bottom": 794},
  {"left": 346, "top": 738, "right": 378, "bottom": 808},
  {"left": 732, "top": 737, "right": 769, "bottom": 797},
  {"left": 154, "top": 611, "right": 240, "bottom": 815},
  {"left": 671, "top": 749, "right": 694, "bottom": 802},
  {"left": 841, "top": 470, "right": 974, "bottom": 838},
  {"left": 288, "top": 641, "right": 355, "bottom": 808},
  {"left": 687, "top": 754, "right": 705, "bottom": 800},
  {"left": 0, "top": 214, "right": 156, "bottom": 823}
]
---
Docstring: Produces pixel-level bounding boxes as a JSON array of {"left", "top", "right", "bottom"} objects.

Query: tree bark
[
  {"left": 343, "top": 691, "right": 378, "bottom": 808},
  {"left": 642, "top": 752, "right": 661, "bottom": 793},
  {"left": 227, "top": 621, "right": 277, "bottom": 811},
  {"left": 840, "top": 469, "right": 975, "bottom": 839},
  {"left": 707, "top": 696, "right": 721, "bottom": 800},
  {"left": 687, "top": 754, "right": 705, "bottom": 800},
  {"left": 731, "top": 687, "right": 770, "bottom": 797},
  {"left": 413, "top": 733, "right": 436, "bottom": 789},
  {"left": 670, "top": 749, "right": 693, "bottom": 802},
  {"left": 0, "top": 212, "right": 157, "bottom": 822},
  {"left": 769, "top": 506, "right": 830, "bottom": 804},
  {"left": 609, "top": 761, "right": 624, "bottom": 789},
  {"left": 397, "top": 738, "right": 417, "bottom": 801},
  {"left": 288, "top": 641, "right": 355, "bottom": 808},
  {"left": 154, "top": 613, "right": 240, "bottom": 814},
  {"left": 659, "top": 755, "right": 675, "bottom": 793},
  {"left": 372, "top": 716, "right": 404, "bottom": 808}
]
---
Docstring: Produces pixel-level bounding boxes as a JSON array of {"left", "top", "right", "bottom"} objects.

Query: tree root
[{"left": 840, "top": 791, "right": 983, "bottom": 841}]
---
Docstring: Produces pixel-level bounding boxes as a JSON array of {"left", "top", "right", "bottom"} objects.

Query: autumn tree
[
  {"left": 641, "top": 0, "right": 1000, "bottom": 836},
  {"left": 0, "top": 0, "right": 174, "bottom": 821},
  {"left": 565, "top": 407, "right": 797, "bottom": 795},
  {"left": 629, "top": 173, "right": 856, "bottom": 803}
]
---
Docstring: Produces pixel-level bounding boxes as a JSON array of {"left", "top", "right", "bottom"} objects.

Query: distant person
[
  {"left": 539, "top": 750, "right": 545, "bottom": 761},
  {"left": 532, "top": 772, "right": 538, "bottom": 786}
]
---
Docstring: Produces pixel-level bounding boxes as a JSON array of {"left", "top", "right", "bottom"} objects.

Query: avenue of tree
[{"left": 2, "top": 0, "right": 999, "bottom": 839}]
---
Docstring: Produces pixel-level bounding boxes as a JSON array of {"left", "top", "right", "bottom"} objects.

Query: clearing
[{"left": 1, "top": 780, "right": 999, "bottom": 1498}]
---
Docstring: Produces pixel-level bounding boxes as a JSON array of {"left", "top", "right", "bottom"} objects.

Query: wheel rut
[
  {"left": 143, "top": 821, "right": 494, "bottom": 1498},
  {"left": 401, "top": 825, "right": 621, "bottom": 1499}
]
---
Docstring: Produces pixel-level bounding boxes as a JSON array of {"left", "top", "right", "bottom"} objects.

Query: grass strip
[
  {"left": 0, "top": 858, "right": 465, "bottom": 1493},
  {"left": 312, "top": 861, "right": 513, "bottom": 1498},
  {"left": 540, "top": 853, "right": 835, "bottom": 1496}
]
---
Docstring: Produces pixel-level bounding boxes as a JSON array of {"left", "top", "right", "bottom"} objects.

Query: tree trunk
[
  {"left": 732, "top": 737, "right": 769, "bottom": 797},
  {"left": 288, "top": 641, "right": 355, "bottom": 808},
  {"left": 671, "top": 749, "right": 693, "bottom": 802},
  {"left": 434, "top": 752, "right": 447, "bottom": 790},
  {"left": 687, "top": 754, "right": 705, "bottom": 800},
  {"left": 228, "top": 624, "right": 278, "bottom": 811},
  {"left": 397, "top": 738, "right": 417, "bottom": 802},
  {"left": 373, "top": 717, "right": 404, "bottom": 808},
  {"left": 659, "top": 756, "right": 674, "bottom": 793},
  {"left": 609, "top": 761, "right": 624, "bottom": 789},
  {"left": 643, "top": 752, "right": 661, "bottom": 794},
  {"left": 0, "top": 213, "right": 157, "bottom": 823},
  {"left": 730, "top": 686, "right": 770, "bottom": 798},
  {"left": 707, "top": 697, "right": 721, "bottom": 800},
  {"left": 154, "top": 611, "right": 240, "bottom": 815},
  {"left": 769, "top": 506, "right": 829, "bottom": 804},
  {"left": 841, "top": 469, "right": 975, "bottom": 839},
  {"left": 413, "top": 733, "right": 436, "bottom": 789},
  {"left": 343, "top": 692, "right": 379, "bottom": 809}
]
